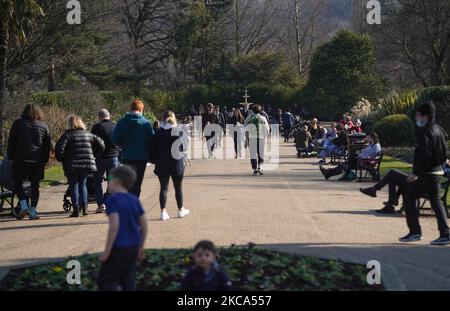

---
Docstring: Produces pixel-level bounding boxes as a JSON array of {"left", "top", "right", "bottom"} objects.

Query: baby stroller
[
  {"left": 62, "top": 175, "right": 97, "bottom": 212},
  {"left": 0, "top": 155, "right": 31, "bottom": 217}
]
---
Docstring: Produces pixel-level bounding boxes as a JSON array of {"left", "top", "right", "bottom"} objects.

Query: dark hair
[
  {"left": 21, "top": 104, "right": 44, "bottom": 121},
  {"left": 194, "top": 240, "right": 217, "bottom": 254},
  {"left": 252, "top": 104, "right": 262, "bottom": 114},
  {"left": 369, "top": 132, "right": 380, "bottom": 144},
  {"left": 110, "top": 166, "right": 137, "bottom": 190}
]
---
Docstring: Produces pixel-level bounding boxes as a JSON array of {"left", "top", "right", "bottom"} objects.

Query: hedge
[{"left": 373, "top": 114, "right": 415, "bottom": 147}]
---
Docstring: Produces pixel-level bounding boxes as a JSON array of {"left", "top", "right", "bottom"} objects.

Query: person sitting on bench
[
  {"left": 318, "top": 123, "right": 348, "bottom": 164},
  {"left": 295, "top": 125, "right": 314, "bottom": 156},
  {"left": 319, "top": 132, "right": 381, "bottom": 181},
  {"left": 360, "top": 169, "right": 409, "bottom": 214}
]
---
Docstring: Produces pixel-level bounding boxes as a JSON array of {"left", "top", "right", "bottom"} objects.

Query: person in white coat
[{"left": 244, "top": 105, "right": 270, "bottom": 176}]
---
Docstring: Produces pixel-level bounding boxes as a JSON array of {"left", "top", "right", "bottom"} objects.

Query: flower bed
[{"left": 0, "top": 246, "right": 383, "bottom": 291}]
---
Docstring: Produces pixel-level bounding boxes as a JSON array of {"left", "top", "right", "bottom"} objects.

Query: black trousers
[
  {"left": 404, "top": 174, "right": 449, "bottom": 236},
  {"left": 373, "top": 169, "right": 409, "bottom": 205},
  {"left": 250, "top": 138, "right": 265, "bottom": 170},
  {"left": 13, "top": 161, "right": 44, "bottom": 208},
  {"left": 97, "top": 246, "right": 140, "bottom": 291},
  {"left": 121, "top": 160, "right": 147, "bottom": 198},
  {"left": 284, "top": 126, "right": 291, "bottom": 142},
  {"left": 158, "top": 175, "right": 184, "bottom": 210}
]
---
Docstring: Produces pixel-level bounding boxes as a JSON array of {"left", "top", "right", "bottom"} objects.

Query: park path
[{"left": 1, "top": 138, "right": 450, "bottom": 290}]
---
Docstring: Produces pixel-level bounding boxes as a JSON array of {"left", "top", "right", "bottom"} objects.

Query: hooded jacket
[
  {"left": 112, "top": 113, "right": 155, "bottom": 162},
  {"left": 413, "top": 102, "right": 449, "bottom": 175},
  {"left": 154, "top": 122, "right": 186, "bottom": 177}
]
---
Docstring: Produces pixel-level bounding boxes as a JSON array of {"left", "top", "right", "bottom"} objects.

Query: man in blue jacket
[{"left": 112, "top": 99, "right": 155, "bottom": 198}]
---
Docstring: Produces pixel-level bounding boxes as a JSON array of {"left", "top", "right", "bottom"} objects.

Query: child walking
[
  {"left": 97, "top": 166, "right": 148, "bottom": 291},
  {"left": 181, "top": 241, "right": 233, "bottom": 291}
]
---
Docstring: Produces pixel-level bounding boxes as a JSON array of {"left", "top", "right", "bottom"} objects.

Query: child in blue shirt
[
  {"left": 181, "top": 240, "right": 233, "bottom": 291},
  {"left": 96, "top": 166, "right": 148, "bottom": 291}
]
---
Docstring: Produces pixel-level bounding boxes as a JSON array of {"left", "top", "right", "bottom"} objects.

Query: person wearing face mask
[{"left": 398, "top": 101, "right": 449, "bottom": 245}]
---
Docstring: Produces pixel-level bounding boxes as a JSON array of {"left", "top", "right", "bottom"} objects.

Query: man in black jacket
[
  {"left": 202, "top": 103, "right": 220, "bottom": 159},
  {"left": 400, "top": 101, "right": 450, "bottom": 245},
  {"left": 91, "top": 109, "right": 120, "bottom": 213}
]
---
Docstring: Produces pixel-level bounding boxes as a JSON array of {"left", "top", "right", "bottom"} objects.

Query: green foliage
[
  {"left": 0, "top": 246, "right": 382, "bottom": 291},
  {"left": 302, "top": 30, "right": 388, "bottom": 119},
  {"left": 373, "top": 114, "right": 415, "bottom": 147}
]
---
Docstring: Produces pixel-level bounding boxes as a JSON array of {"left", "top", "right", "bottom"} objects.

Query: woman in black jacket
[
  {"left": 56, "top": 116, "right": 104, "bottom": 217},
  {"left": 154, "top": 111, "right": 190, "bottom": 221},
  {"left": 7, "top": 104, "right": 51, "bottom": 220}
]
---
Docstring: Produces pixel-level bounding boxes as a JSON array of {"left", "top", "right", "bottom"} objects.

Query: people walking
[
  {"left": 245, "top": 105, "right": 270, "bottom": 176},
  {"left": 56, "top": 116, "right": 105, "bottom": 218},
  {"left": 229, "top": 109, "right": 245, "bottom": 159},
  {"left": 112, "top": 99, "right": 155, "bottom": 198},
  {"left": 91, "top": 109, "right": 120, "bottom": 214},
  {"left": 283, "top": 108, "right": 295, "bottom": 143},
  {"left": 154, "top": 111, "right": 190, "bottom": 221},
  {"left": 399, "top": 101, "right": 450, "bottom": 245},
  {"left": 202, "top": 103, "right": 220, "bottom": 159},
  {"left": 7, "top": 104, "right": 51, "bottom": 220}
]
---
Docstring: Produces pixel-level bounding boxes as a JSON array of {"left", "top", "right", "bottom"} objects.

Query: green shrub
[
  {"left": 372, "top": 89, "right": 418, "bottom": 120},
  {"left": 373, "top": 114, "right": 415, "bottom": 147}
]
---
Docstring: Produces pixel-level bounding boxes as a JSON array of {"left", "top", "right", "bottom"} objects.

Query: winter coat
[{"left": 55, "top": 129, "right": 105, "bottom": 174}]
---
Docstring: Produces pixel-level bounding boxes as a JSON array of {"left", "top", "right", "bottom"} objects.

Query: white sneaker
[
  {"left": 160, "top": 211, "right": 171, "bottom": 221},
  {"left": 177, "top": 208, "right": 191, "bottom": 218}
]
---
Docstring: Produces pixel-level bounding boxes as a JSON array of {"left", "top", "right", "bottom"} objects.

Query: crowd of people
[{"left": 2, "top": 98, "right": 450, "bottom": 291}]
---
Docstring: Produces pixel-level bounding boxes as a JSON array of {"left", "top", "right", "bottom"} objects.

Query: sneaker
[
  {"left": 257, "top": 168, "right": 264, "bottom": 176},
  {"left": 399, "top": 233, "right": 423, "bottom": 243},
  {"left": 177, "top": 208, "right": 191, "bottom": 218},
  {"left": 360, "top": 187, "right": 377, "bottom": 198},
  {"left": 253, "top": 170, "right": 259, "bottom": 176},
  {"left": 376, "top": 205, "right": 396, "bottom": 214},
  {"left": 431, "top": 236, "right": 450, "bottom": 246},
  {"left": 95, "top": 205, "right": 106, "bottom": 214},
  {"left": 160, "top": 211, "right": 171, "bottom": 221}
]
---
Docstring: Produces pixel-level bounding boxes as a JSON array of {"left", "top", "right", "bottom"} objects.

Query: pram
[
  {"left": 62, "top": 175, "right": 97, "bottom": 212},
  {"left": 0, "top": 156, "right": 31, "bottom": 217}
]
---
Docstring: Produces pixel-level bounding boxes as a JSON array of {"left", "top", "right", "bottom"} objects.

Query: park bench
[
  {"left": 329, "top": 146, "right": 348, "bottom": 164},
  {"left": 356, "top": 153, "right": 383, "bottom": 182}
]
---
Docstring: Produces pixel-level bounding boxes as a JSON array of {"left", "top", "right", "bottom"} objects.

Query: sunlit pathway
[{"left": 1, "top": 140, "right": 450, "bottom": 290}]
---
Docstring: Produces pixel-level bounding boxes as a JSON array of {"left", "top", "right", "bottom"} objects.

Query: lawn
[
  {"left": 41, "top": 165, "right": 65, "bottom": 187},
  {"left": 0, "top": 245, "right": 383, "bottom": 291}
]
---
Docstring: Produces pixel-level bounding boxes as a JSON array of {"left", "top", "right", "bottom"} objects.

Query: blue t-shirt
[{"left": 105, "top": 192, "right": 145, "bottom": 249}]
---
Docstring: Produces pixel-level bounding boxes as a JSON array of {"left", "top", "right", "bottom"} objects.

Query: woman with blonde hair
[
  {"left": 56, "top": 115, "right": 105, "bottom": 217},
  {"left": 154, "top": 110, "right": 190, "bottom": 221}
]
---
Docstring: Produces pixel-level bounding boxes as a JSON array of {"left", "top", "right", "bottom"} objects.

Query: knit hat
[{"left": 417, "top": 101, "right": 436, "bottom": 122}]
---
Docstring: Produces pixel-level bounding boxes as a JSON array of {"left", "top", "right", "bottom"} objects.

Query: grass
[
  {"left": 0, "top": 245, "right": 383, "bottom": 291},
  {"left": 41, "top": 164, "right": 65, "bottom": 187}
]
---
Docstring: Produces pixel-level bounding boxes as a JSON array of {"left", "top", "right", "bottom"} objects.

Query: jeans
[
  {"left": 121, "top": 160, "right": 147, "bottom": 198},
  {"left": 97, "top": 246, "right": 139, "bottom": 291},
  {"left": 94, "top": 157, "right": 119, "bottom": 207},
  {"left": 13, "top": 161, "right": 44, "bottom": 208},
  {"left": 68, "top": 172, "right": 88, "bottom": 209},
  {"left": 404, "top": 174, "right": 449, "bottom": 236}
]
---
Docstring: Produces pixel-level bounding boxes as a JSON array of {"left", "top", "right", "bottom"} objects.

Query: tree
[
  {"left": 0, "top": 0, "right": 43, "bottom": 149},
  {"left": 302, "top": 30, "right": 388, "bottom": 119},
  {"left": 373, "top": 0, "right": 450, "bottom": 87}
]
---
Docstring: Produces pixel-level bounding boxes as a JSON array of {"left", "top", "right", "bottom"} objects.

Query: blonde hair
[
  {"left": 162, "top": 110, "right": 177, "bottom": 126},
  {"left": 68, "top": 115, "right": 86, "bottom": 131}
]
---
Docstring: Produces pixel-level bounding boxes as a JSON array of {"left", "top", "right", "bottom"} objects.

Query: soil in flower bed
[{"left": 0, "top": 246, "right": 383, "bottom": 291}]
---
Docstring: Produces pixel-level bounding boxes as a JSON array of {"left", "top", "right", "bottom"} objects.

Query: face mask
[{"left": 416, "top": 120, "right": 427, "bottom": 128}]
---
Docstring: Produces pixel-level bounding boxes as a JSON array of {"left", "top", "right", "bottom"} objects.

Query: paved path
[{"left": 1, "top": 140, "right": 450, "bottom": 290}]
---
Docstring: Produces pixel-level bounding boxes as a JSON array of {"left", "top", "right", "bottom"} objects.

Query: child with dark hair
[
  {"left": 97, "top": 165, "right": 148, "bottom": 291},
  {"left": 181, "top": 241, "right": 233, "bottom": 291}
]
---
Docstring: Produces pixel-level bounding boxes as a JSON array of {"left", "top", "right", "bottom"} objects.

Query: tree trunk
[{"left": 0, "top": 18, "right": 9, "bottom": 154}]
